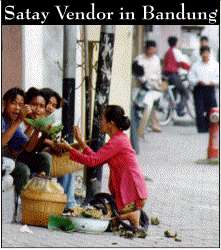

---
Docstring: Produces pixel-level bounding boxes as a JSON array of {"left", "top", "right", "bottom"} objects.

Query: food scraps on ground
[
  {"left": 115, "top": 227, "right": 147, "bottom": 239},
  {"left": 164, "top": 230, "right": 182, "bottom": 242},
  {"left": 151, "top": 217, "right": 160, "bottom": 225}
]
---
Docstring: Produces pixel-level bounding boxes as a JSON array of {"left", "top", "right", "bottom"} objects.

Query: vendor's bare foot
[{"left": 121, "top": 210, "right": 141, "bottom": 228}]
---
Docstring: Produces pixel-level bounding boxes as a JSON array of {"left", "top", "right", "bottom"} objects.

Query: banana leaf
[
  {"left": 25, "top": 115, "right": 56, "bottom": 131},
  {"left": 48, "top": 214, "right": 77, "bottom": 233},
  {"left": 46, "top": 124, "right": 64, "bottom": 135}
]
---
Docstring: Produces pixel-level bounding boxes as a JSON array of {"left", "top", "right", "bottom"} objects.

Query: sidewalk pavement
[{"left": 2, "top": 123, "right": 219, "bottom": 248}]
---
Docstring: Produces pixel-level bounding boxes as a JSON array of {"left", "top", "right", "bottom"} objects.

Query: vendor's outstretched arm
[{"left": 59, "top": 138, "right": 120, "bottom": 167}]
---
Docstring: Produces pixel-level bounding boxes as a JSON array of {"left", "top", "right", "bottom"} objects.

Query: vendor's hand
[
  {"left": 16, "top": 105, "right": 32, "bottom": 122},
  {"left": 73, "top": 126, "right": 87, "bottom": 150},
  {"left": 57, "top": 139, "right": 73, "bottom": 152},
  {"left": 73, "top": 126, "right": 83, "bottom": 142},
  {"left": 51, "top": 142, "right": 68, "bottom": 156}
]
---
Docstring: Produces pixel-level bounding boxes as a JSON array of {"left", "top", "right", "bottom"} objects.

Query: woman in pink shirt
[{"left": 59, "top": 105, "right": 148, "bottom": 227}]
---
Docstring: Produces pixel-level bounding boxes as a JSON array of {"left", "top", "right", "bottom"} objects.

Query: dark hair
[
  {"left": 145, "top": 40, "right": 156, "bottom": 50},
  {"left": 168, "top": 36, "right": 178, "bottom": 47},
  {"left": 26, "top": 87, "right": 48, "bottom": 107},
  {"left": 41, "top": 88, "right": 63, "bottom": 109},
  {"left": 200, "top": 36, "right": 209, "bottom": 42},
  {"left": 200, "top": 46, "right": 210, "bottom": 54},
  {"left": 3, "top": 87, "right": 26, "bottom": 103},
  {"left": 104, "top": 105, "right": 130, "bottom": 131},
  {"left": 132, "top": 61, "right": 144, "bottom": 77}
]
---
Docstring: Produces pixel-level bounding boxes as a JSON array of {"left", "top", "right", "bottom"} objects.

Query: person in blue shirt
[{"left": 2, "top": 87, "right": 52, "bottom": 221}]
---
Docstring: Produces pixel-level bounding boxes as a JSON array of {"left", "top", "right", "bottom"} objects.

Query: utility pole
[
  {"left": 62, "top": 25, "right": 77, "bottom": 143},
  {"left": 84, "top": 25, "right": 116, "bottom": 204},
  {"left": 84, "top": 25, "right": 90, "bottom": 141}
]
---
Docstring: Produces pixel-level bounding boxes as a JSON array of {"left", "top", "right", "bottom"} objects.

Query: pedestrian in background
[
  {"left": 191, "top": 36, "right": 216, "bottom": 64},
  {"left": 162, "top": 36, "right": 191, "bottom": 117},
  {"left": 188, "top": 46, "right": 219, "bottom": 133}
]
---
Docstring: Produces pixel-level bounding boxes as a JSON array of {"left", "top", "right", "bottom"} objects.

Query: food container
[
  {"left": 63, "top": 215, "right": 110, "bottom": 234},
  {"left": 21, "top": 172, "right": 67, "bottom": 227},
  {"left": 63, "top": 205, "right": 111, "bottom": 234}
]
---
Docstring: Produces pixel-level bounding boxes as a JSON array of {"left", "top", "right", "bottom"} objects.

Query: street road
[{"left": 2, "top": 124, "right": 219, "bottom": 248}]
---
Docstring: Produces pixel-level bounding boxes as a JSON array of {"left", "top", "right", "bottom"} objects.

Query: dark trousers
[
  {"left": 130, "top": 104, "right": 141, "bottom": 154},
  {"left": 11, "top": 151, "right": 51, "bottom": 196},
  {"left": 167, "top": 72, "right": 189, "bottom": 111},
  {"left": 193, "top": 84, "right": 217, "bottom": 133}
]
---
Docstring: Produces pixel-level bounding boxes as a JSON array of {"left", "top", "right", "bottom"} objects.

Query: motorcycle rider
[
  {"left": 162, "top": 36, "right": 191, "bottom": 116},
  {"left": 132, "top": 40, "right": 164, "bottom": 137}
]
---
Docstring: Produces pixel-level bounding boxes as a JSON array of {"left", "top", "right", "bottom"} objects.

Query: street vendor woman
[{"left": 58, "top": 105, "right": 148, "bottom": 228}]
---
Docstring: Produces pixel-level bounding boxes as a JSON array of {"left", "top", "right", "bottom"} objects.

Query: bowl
[{"left": 63, "top": 215, "right": 110, "bottom": 234}]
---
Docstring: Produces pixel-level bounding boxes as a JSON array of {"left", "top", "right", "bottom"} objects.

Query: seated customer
[
  {"left": 41, "top": 87, "right": 78, "bottom": 209},
  {"left": 2, "top": 87, "right": 52, "bottom": 221},
  {"left": 41, "top": 87, "right": 64, "bottom": 117},
  {"left": 23, "top": 87, "right": 49, "bottom": 137}
]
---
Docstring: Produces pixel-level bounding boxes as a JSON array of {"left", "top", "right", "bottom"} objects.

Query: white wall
[
  {"left": 202, "top": 25, "right": 219, "bottom": 60},
  {"left": 42, "top": 25, "right": 64, "bottom": 93},
  {"left": 23, "top": 26, "right": 43, "bottom": 91},
  {"left": 109, "top": 25, "right": 133, "bottom": 125}
]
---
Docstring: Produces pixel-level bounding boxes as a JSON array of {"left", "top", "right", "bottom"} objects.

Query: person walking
[
  {"left": 188, "top": 46, "right": 219, "bottom": 133},
  {"left": 162, "top": 36, "right": 191, "bottom": 116}
]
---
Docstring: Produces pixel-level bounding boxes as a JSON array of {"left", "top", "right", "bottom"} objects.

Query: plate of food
[{"left": 63, "top": 206, "right": 111, "bottom": 234}]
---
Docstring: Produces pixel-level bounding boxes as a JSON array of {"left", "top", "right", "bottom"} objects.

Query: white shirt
[
  {"left": 188, "top": 59, "right": 219, "bottom": 87},
  {"left": 191, "top": 48, "right": 216, "bottom": 65},
  {"left": 173, "top": 48, "right": 190, "bottom": 64},
  {"left": 134, "top": 53, "right": 162, "bottom": 85}
]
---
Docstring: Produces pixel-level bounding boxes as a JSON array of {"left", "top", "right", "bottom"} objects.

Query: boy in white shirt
[{"left": 188, "top": 46, "right": 219, "bottom": 133}]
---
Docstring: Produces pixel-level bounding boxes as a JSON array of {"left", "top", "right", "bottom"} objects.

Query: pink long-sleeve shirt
[{"left": 70, "top": 130, "right": 148, "bottom": 211}]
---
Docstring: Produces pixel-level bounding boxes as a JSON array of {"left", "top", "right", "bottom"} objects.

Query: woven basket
[
  {"left": 48, "top": 143, "right": 84, "bottom": 178},
  {"left": 21, "top": 190, "right": 67, "bottom": 227}
]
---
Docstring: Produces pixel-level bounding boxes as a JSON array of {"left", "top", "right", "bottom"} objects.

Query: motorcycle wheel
[{"left": 156, "top": 93, "right": 173, "bottom": 126}]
